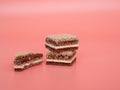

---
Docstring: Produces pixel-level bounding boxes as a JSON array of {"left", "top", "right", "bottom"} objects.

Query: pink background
[{"left": 0, "top": 0, "right": 120, "bottom": 90}]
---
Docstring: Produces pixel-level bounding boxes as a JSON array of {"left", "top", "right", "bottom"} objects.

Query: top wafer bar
[{"left": 45, "top": 34, "right": 79, "bottom": 52}]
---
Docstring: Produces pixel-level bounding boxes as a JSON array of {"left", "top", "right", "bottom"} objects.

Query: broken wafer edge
[{"left": 14, "top": 52, "right": 43, "bottom": 71}]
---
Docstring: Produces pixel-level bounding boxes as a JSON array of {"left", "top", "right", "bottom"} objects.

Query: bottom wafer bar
[
  {"left": 46, "top": 50, "right": 76, "bottom": 59},
  {"left": 46, "top": 55, "right": 76, "bottom": 64},
  {"left": 46, "top": 50, "right": 76, "bottom": 65}
]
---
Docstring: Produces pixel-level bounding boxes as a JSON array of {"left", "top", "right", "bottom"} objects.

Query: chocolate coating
[{"left": 46, "top": 34, "right": 79, "bottom": 46}]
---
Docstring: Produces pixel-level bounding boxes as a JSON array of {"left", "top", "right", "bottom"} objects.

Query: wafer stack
[{"left": 45, "top": 34, "right": 79, "bottom": 64}]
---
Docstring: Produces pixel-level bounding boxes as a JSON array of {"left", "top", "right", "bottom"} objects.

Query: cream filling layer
[
  {"left": 46, "top": 55, "right": 76, "bottom": 63},
  {"left": 14, "top": 59, "right": 42, "bottom": 69},
  {"left": 46, "top": 43, "right": 79, "bottom": 49}
]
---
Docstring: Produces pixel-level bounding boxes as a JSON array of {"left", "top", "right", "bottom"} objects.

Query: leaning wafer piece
[
  {"left": 45, "top": 34, "right": 79, "bottom": 52},
  {"left": 14, "top": 52, "right": 43, "bottom": 71}
]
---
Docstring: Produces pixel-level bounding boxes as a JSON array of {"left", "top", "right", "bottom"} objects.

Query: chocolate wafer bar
[
  {"left": 46, "top": 50, "right": 76, "bottom": 64},
  {"left": 45, "top": 34, "right": 79, "bottom": 52},
  {"left": 14, "top": 52, "right": 43, "bottom": 71}
]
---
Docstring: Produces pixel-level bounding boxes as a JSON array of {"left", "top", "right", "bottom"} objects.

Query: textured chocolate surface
[
  {"left": 47, "top": 50, "right": 76, "bottom": 60},
  {"left": 46, "top": 34, "right": 79, "bottom": 46}
]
